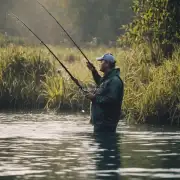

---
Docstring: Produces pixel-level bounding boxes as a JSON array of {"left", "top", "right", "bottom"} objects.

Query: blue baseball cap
[{"left": 96, "top": 53, "right": 115, "bottom": 63}]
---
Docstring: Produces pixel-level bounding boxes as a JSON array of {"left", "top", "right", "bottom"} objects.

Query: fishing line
[{"left": 9, "top": 13, "right": 85, "bottom": 92}]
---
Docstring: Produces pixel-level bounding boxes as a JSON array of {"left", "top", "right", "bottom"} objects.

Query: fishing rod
[
  {"left": 36, "top": 0, "right": 93, "bottom": 65},
  {"left": 9, "top": 13, "right": 84, "bottom": 92}
]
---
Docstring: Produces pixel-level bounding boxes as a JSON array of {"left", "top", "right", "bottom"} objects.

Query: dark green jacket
[{"left": 90, "top": 68, "right": 124, "bottom": 127}]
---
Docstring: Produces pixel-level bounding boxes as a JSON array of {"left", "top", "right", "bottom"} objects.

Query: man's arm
[
  {"left": 86, "top": 62, "right": 101, "bottom": 85},
  {"left": 91, "top": 69, "right": 101, "bottom": 85}
]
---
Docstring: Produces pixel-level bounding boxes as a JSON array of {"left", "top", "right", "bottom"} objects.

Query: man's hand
[
  {"left": 86, "top": 61, "right": 96, "bottom": 72},
  {"left": 84, "top": 91, "right": 95, "bottom": 100}
]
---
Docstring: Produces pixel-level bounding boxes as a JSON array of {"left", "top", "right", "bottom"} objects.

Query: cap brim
[{"left": 96, "top": 57, "right": 103, "bottom": 61}]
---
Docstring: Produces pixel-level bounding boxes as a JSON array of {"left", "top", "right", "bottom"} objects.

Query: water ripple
[{"left": 0, "top": 112, "right": 180, "bottom": 180}]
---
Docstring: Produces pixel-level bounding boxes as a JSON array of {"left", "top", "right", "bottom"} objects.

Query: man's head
[{"left": 96, "top": 53, "right": 116, "bottom": 73}]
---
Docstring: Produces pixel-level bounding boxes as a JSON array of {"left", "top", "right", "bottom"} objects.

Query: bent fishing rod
[
  {"left": 36, "top": 0, "right": 92, "bottom": 65},
  {"left": 9, "top": 13, "right": 84, "bottom": 92}
]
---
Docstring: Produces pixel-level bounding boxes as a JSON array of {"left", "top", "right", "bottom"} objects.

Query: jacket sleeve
[
  {"left": 92, "top": 69, "right": 101, "bottom": 85},
  {"left": 94, "top": 78, "right": 122, "bottom": 104}
]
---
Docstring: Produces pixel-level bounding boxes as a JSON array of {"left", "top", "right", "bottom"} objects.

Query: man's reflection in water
[
  {"left": 93, "top": 133, "right": 121, "bottom": 180},
  {"left": 0, "top": 176, "right": 16, "bottom": 180}
]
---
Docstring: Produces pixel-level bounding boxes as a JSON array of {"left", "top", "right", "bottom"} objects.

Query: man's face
[{"left": 100, "top": 60, "right": 109, "bottom": 72}]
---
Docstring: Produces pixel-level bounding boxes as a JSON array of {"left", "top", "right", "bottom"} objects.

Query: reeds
[
  {"left": 0, "top": 44, "right": 180, "bottom": 125},
  {"left": 122, "top": 46, "right": 180, "bottom": 125}
]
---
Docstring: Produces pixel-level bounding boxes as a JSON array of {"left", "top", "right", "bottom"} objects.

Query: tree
[
  {"left": 120, "top": 0, "right": 180, "bottom": 62},
  {"left": 68, "top": 0, "right": 133, "bottom": 44},
  {"left": 0, "top": 0, "right": 134, "bottom": 46},
  {"left": 0, "top": 0, "right": 13, "bottom": 34}
]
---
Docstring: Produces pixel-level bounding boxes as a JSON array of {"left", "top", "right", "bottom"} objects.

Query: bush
[{"left": 122, "top": 46, "right": 180, "bottom": 125}]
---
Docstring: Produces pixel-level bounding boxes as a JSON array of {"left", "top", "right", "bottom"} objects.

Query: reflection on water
[
  {"left": 0, "top": 112, "right": 180, "bottom": 180},
  {"left": 93, "top": 133, "right": 121, "bottom": 180}
]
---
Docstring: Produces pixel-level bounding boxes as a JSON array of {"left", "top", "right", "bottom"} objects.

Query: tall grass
[
  {"left": 0, "top": 44, "right": 180, "bottom": 125},
  {"left": 122, "top": 46, "right": 180, "bottom": 125},
  {"left": 0, "top": 46, "right": 52, "bottom": 108}
]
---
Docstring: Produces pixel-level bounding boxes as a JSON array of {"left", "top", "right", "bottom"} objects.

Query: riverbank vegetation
[{"left": 0, "top": 44, "right": 180, "bottom": 125}]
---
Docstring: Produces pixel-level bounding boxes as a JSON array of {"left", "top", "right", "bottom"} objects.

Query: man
[{"left": 85, "top": 53, "right": 124, "bottom": 133}]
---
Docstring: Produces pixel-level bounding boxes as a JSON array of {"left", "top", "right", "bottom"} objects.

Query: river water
[{"left": 0, "top": 112, "right": 180, "bottom": 180}]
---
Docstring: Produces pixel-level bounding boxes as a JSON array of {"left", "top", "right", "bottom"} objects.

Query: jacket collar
[{"left": 101, "top": 68, "right": 120, "bottom": 82}]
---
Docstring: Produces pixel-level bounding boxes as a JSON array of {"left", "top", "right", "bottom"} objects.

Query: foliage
[
  {"left": 0, "top": 45, "right": 90, "bottom": 110},
  {"left": 0, "top": 0, "right": 133, "bottom": 45},
  {"left": 0, "top": 0, "right": 13, "bottom": 33},
  {"left": 68, "top": 0, "right": 133, "bottom": 44},
  {"left": 0, "top": 46, "right": 53, "bottom": 108},
  {"left": 41, "top": 75, "right": 64, "bottom": 109},
  {"left": 0, "top": 45, "right": 180, "bottom": 125},
  {"left": 122, "top": 46, "right": 180, "bottom": 125},
  {"left": 120, "top": 0, "right": 180, "bottom": 61}
]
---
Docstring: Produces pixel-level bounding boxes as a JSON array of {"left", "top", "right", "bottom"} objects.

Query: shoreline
[{"left": 0, "top": 45, "right": 179, "bottom": 125}]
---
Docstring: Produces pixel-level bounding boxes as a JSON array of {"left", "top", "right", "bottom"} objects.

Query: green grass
[
  {"left": 0, "top": 43, "right": 180, "bottom": 125},
  {"left": 122, "top": 47, "right": 180, "bottom": 125}
]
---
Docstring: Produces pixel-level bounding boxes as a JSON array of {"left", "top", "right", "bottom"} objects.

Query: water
[{"left": 0, "top": 112, "right": 180, "bottom": 180}]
